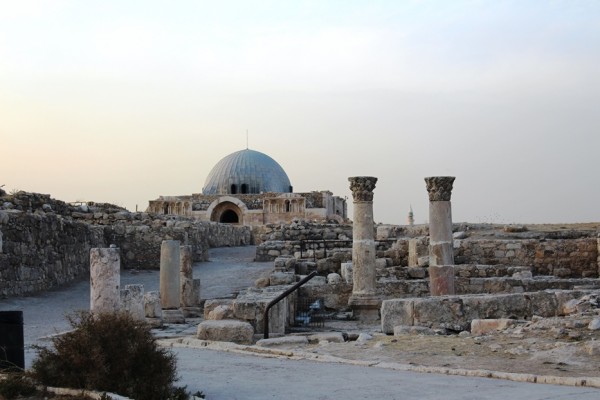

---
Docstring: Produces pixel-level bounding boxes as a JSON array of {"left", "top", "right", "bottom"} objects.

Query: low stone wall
[
  {"left": 253, "top": 221, "right": 353, "bottom": 244},
  {"left": 378, "top": 275, "right": 600, "bottom": 299},
  {"left": 0, "top": 210, "right": 106, "bottom": 297},
  {"left": 381, "top": 289, "right": 598, "bottom": 333},
  {"left": 102, "top": 219, "right": 251, "bottom": 269},
  {"left": 0, "top": 192, "right": 252, "bottom": 297},
  {"left": 455, "top": 238, "right": 598, "bottom": 278}
]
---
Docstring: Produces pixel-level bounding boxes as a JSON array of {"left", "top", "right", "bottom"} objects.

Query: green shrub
[{"left": 31, "top": 311, "right": 185, "bottom": 400}]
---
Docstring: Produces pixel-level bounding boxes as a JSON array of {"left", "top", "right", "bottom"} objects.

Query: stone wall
[
  {"left": 381, "top": 289, "right": 598, "bottom": 333},
  {"left": 0, "top": 210, "right": 105, "bottom": 297},
  {"left": 0, "top": 191, "right": 252, "bottom": 297},
  {"left": 76, "top": 214, "right": 252, "bottom": 269},
  {"left": 455, "top": 239, "right": 598, "bottom": 278}
]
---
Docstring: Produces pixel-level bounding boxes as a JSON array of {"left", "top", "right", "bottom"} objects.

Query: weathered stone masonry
[{"left": 0, "top": 192, "right": 251, "bottom": 298}]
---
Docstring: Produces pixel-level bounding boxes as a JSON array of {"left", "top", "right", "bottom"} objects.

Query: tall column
[
  {"left": 348, "top": 176, "right": 380, "bottom": 321},
  {"left": 425, "top": 176, "right": 456, "bottom": 296},
  {"left": 160, "top": 240, "right": 185, "bottom": 323},
  {"left": 90, "top": 247, "right": 121, "bottom": 314}
]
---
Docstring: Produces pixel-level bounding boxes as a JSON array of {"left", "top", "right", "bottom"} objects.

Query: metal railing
[{"left": 263, "top": 271, "right": 318, "bottom": 339}]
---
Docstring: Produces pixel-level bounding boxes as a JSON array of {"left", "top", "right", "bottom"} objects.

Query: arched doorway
[
  {"left": 209, "top": 200, "right": 243, "bottom": 225},
  {"left": 220, "top": 209, "right": 239, "bottom": 223}
]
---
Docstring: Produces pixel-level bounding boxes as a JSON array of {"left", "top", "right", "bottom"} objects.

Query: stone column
[
  {"left": 180, "top": 245, "right": 201, "bottom": 317},
  {"left": 120, "top": 284, "right": 145, "bottom": 320},
  {"left": 144, "top": 291, "right": 163, "bottom": 328},
  {"left": 348, "top": 176, "right": 380, "bottom": 320},
  {"left": 160, "top": 240, "right": 185, "bottom": 323},
  {"left": 425, "top": 176, "right": 456, "bottom": 296},
  {"left": 90, "top": 247, "right": 120, "bottom": 314}
]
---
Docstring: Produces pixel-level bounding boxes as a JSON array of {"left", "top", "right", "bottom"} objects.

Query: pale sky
[{"left": 1, "top": 0, "right": 599, "bottom": 225}]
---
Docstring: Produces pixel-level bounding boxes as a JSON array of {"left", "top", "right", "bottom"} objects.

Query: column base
[
  {"left": 162, "top": 309, "right": 185, "bottom": 324},
  {"left": 145, "top": 317, "right": 163, "bottom": 328},
  {"left": 182, "top": 306, "right": 202, "bottom": 318},
  {"left": 348, "top": 294, "right": 381, "bottom": 322}
]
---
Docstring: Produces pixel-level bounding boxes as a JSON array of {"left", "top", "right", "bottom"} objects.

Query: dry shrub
[{"left": 31, "top": 311, "right": 183, "bottom": 400}]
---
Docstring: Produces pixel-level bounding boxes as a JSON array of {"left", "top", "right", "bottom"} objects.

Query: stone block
[
  {"left": 270, "top": 271, "right": 295, "bottom": 286},
  {"left": 207, "top": 305, "right": 233, "bottom": 320},
  {"left": 526, "top": 291, "right": 558, "bottom": 317},
  {"left": 256, "top": 336, "right": 308, "bottom": 347},
  {"left": 274, "top": 256, "right": 296, "bottom": 272},
  {"left": 327, "top": 273, "right": 342, "bottom": 284},
  {"left": 470, "top": 318, "right": 515, "bottom": 335},
  {"left": 144, "top": 291, "right": 162, "bottom": 318},
  {"left": 381, "top": 299, "right": 414, "bottom": 334},
  {"left": 204, "top": 299, "right": 233, "bottom": 319},
  {"left": 162, "top": 309, "right": 185, "bottom": 324},
  {"left": 462, "top": 293, "right": 529, "bottom": 321},
  {"left": 413, "top": 296, "right": 468, "bottom": 331},
  {"left": 340, "top": 262, "right": 353, "bottom": 283},
  {"left": 307, "top": 332, "right": 345, "bottom": 344},
  {"left": 255, "top": 277, "right": 270, "bottom": 288},
  {"left": 197, "top": 320, "right": 255, "bottom": 344},
  {"left": 121, "top": 284, "right": 145, "bottom": 320},
  {"left": 407, "top": 267, "right": 426, "bottom": 279}
]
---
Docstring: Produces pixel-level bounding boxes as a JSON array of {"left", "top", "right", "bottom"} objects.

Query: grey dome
[{"left": 202, "top": 149, "right": 292, "bottom": 195}]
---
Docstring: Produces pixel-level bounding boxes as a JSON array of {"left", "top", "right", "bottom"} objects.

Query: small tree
[{"left": 32, "top": 311, "right": 184, "bottom": 400}]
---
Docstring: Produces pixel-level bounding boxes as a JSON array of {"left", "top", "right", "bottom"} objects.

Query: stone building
[{"left": 147, "top": 148, "right": 347, "bottom": 226}]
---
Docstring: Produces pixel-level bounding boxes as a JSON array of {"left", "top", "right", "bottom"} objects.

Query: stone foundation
[{"left": 381, "top": 289, "right": 599, "bottom": 333}]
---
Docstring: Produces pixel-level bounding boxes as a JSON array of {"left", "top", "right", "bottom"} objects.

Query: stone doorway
[{"left": 210, "top": 201, "right": 242, "bottom": 224}]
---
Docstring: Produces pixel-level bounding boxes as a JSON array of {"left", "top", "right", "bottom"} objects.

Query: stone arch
[{"left": 206, "top": 196, "right": 249, "bottom": 225}]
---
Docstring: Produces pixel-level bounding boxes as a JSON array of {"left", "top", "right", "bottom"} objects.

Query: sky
[{"left": 1, "top": 0, "right": 599, "bottom": 225}]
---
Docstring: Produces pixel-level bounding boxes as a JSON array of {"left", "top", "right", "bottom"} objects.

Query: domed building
[{"left": 147, "top": 148, "right": 347, "bottom": 226}]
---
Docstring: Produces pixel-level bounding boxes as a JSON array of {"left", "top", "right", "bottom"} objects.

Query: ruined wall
[
  {"left": 455, "top": 239, "right": 598, "bottom": 278},
  {"left": 0, "top": 210, "right": 106, "bottom": 297},
  {"left": 0, "top": 192, "right": 252, "bottom": 297},
  {"left": 76, "top": 213, "right": 252, "bottom": 269}
]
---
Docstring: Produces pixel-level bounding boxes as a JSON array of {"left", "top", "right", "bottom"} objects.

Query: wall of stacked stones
[
  {"left": 0, "top": 192, "right": 252, "bottom": 297},
  {"left": 254, "top": 222, "right": 353, "bottom": 260},
  {"left": 454, "top": 239, "right": 598, "bottom": 278},
  {"left": 99, "top": 217, "right": 252, "bottom": 269},
  {"left": 0, "top": 210, "right": 106, "bottom": 297}
]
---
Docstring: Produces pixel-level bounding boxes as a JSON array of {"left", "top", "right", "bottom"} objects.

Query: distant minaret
[{"left": 407, "top": 205, "right": 414, "bottom": 226}]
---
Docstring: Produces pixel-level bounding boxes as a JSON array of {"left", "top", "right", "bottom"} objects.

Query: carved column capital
[
  {"left": 348, "top": 176, "right": 378, "bottom": 202},
  {"left": 425, "top": 176, "right": 455, "bottom": 201}
]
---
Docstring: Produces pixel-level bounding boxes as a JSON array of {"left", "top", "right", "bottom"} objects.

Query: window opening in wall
[
  {"left": 163, "top": 204, "right": 169, "bottom": 214},
  {"left": 285, "top": 200, "right": 291, "bottom": 213},
  {"left": 241, "top": 183, "right": 249, "bottom": 194},
  {"left": 230, "top": 184, "right": 238, "bottom": 194}
]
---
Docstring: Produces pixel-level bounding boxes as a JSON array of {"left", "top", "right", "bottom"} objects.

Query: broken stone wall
[
  {"left": 455, "top": 239, "right": 598, "bottom": 278},
  {"left": 255, "top": 222, "right": 353, "bottom": 261},
  {"left": 0, "top": 192, "right": 253, "bottom": 297},
  {"left": 0, "top": 210, "right": 106, "bottom": 297}
]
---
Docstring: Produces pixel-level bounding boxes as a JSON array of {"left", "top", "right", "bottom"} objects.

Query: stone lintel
[{"left": 425, "top": 176, "right": 455, "bottom": 201}]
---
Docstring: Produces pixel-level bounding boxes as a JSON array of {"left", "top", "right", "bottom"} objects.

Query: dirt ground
[{"left": 295, "top": 314, "right": 600, "bottom": 379}]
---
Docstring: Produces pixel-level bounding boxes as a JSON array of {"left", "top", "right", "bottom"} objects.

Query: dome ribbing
[{"left": 202, "top": 149, "right": 292, "bottom": 195}]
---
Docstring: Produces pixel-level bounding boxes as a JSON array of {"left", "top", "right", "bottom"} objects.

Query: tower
[{"left": 407, "top": 205, "right": 414, "bottom": 226}]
